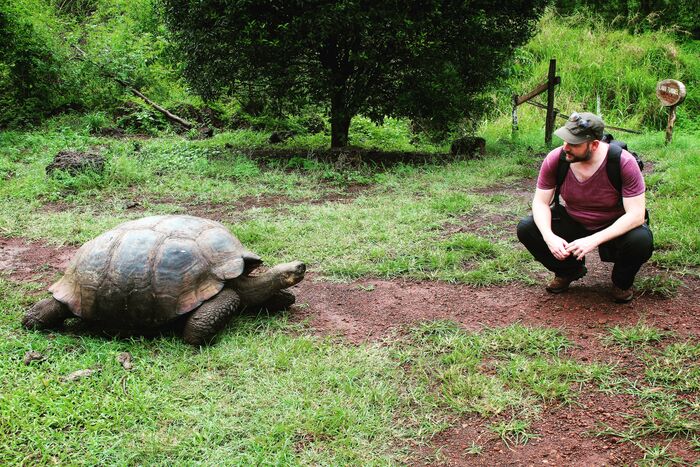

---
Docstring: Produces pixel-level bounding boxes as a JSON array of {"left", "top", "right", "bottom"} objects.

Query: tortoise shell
[{"left": 49, "top": 215, "right": 261, "bottom": 327}]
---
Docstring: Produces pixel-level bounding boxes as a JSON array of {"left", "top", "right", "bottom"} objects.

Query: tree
[{"left": 163, "top": 0, "right": 546, "bottom": 147}]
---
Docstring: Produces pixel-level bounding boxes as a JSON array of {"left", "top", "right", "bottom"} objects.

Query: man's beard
[{"left": 564, "top": 144, "right": 592, "bottom": 163}]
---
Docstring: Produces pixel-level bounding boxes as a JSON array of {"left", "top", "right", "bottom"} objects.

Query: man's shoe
[
  {"left": 546, "top": 266, "right": 587, "bottom": 293},
  {"left": 611, "top": 286, "right": 634, "bottom": 303}
]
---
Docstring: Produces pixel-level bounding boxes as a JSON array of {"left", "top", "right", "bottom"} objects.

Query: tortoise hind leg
[
  {"left": 23, "top": 297, "right": 72, "bottom": 329},
  {"left": 183, "top": 289, "right": 240, "bottom": 346}
]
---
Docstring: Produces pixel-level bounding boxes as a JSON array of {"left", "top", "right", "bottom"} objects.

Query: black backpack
[{"left": 553, "top": 134, "right": 648, "bottom": 222}]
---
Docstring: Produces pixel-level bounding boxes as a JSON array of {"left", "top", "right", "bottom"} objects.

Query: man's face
[{"left": 563, "top": 141, "right": 594, "bottom": 163}]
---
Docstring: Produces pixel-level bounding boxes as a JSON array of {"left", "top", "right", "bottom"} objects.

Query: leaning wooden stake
[{"left": 72, "top": 45, "right": 194, "bottom": 130}]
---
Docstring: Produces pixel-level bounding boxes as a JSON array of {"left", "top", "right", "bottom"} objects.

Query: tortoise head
[
  {"left": 273, "top": 261, "right": 306, "bottom": 288},
  {"left": 232, "top": 260, "right": 306, "bottom": 305}
]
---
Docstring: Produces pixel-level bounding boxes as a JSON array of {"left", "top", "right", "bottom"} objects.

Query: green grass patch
[
  {"left": 402, "top": 321, "right": 610, "bottom": 421},
  {"left": 489, "top": 418, "right": 539, "bottom": 448},
  {"left": 0, "top": 277, "right": 611, "bottom": 463},
  {"left": 0, "top": 277, "right": 437, "bottom": 465},
  {"left": 3, "top": 271, "right": 698, "bottom": 463},
  {"left": 0, "top": 126, "right": 540, "bottom": 284},
  {"left": 596, "top": 340, "right": 700, "bottom": 453},
  {"left": 605, "top": 322, "right": 669, "bottom": 349}
]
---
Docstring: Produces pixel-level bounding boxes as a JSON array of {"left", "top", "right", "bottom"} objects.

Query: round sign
[{"left": 656, "top": 79, "right": 686, "bottom": 107}]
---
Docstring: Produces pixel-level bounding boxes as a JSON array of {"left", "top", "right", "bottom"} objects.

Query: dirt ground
[{"left": 2, "top": 228, "right": 699, "bottom": 465}]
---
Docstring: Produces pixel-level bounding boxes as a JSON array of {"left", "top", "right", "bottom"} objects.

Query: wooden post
[
  {"left": 665, "top": 104, "right": 677, "bottom": 144},
  {"left": 512, "top": 94, "right": 519, "bottom": 135},
  {"left": 545, "top": 59, "right": 557, "bottom": 146}
]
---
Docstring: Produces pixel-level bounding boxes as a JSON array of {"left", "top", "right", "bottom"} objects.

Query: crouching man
[{"left": 517, "top": 112, "right": 653, "bottom": 303}]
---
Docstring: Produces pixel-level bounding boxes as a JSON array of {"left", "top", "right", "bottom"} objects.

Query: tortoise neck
[{"left": 232, "top": 270, "right": 282, "bottom": 305}]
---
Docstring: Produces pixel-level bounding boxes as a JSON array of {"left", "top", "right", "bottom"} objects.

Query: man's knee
[
  {"left": 516, "top": 215, "right": 537, "bottom": 243},
  {"left": 622, "top": 225, "right": 654, "bottom": 261}
]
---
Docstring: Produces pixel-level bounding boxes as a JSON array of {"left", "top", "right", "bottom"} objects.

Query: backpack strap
[
  {"left": 605, "top": 143, "right": 623, "bottom": 198},
  {"left": 605, "top": 142, "right": 649, "bottom": 222},
  {"left": 553, "top": 149, "right": 569, "bottom": 206}
]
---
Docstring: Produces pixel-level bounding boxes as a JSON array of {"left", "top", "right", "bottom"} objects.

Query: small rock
[
  {"left": 450, "top": 136, "right": 486, "bottom": 158},
  {"left": 46, "top": 150, "right": 105, "bottom": 176},
  {"left": 61, "top": 369, "right": 97, "bottom": 382},
  {"left": 117, "top": 352, "right": 134, "bottom": 371},
  {"left": 23, "top": 350, "right": 45, "bottom": 365},
  {"left": 125, "top": 201, "right": 140, "bottom": 209}
]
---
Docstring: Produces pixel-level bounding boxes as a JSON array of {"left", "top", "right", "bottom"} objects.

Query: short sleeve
[
  {"left": 536, "top": 148, "right": 562, "bottom": 190},
  {"left": 620, "top": 151, "right": 645, "bottom": 198}
]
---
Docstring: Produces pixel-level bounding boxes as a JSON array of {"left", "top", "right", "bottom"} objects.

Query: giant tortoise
[{"left": 23, "top": 215, "right": 306, "bottom": 345}]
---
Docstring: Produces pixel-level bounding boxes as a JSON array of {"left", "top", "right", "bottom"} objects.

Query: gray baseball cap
[{"left": 554, "top": 112, "right": 605, "bottom": 144}]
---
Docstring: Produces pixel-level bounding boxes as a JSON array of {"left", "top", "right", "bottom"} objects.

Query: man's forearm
[
  {"left": 532, "top": 199, "right": 554, "bottom": 239},
  {"left": 589, "top": 212, "right": 645, "bottom": 246}
]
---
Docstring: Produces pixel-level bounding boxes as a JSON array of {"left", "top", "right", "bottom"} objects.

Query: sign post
[{"left": 656, "top": 79, "right": 686, "bottom": 144}]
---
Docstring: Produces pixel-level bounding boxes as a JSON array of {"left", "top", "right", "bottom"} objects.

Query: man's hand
[
  {"left": 543, "top": 233, "right": 570, "bottom": 261},
  {"left": 565, "top": 236, "right": 600, "bottom": 260}
]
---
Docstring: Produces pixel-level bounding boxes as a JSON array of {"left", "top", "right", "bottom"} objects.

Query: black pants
[{"left": 516, "top": 205, "right": 653, "bottom": 289}]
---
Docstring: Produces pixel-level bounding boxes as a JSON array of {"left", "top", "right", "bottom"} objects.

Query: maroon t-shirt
[{"left": 537, "top": 144, "right": 645, "bottom": 230}]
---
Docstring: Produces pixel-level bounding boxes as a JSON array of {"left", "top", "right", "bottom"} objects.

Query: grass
[
  {"left": 597, "top": 333, "right": 700, "bottom": 453},
  {"left": 400, "top": 321, "right": 612, "bottom": 428},
  {"left": 1, "top": 278, "right": 618, "bottom": 464},
  {"left": 4, "top": 117, "right": 698, "bottom": 282},
  {"left": 503, "top": 8, "right": 700, "bottom": 130},
  {"left": 0, "top": 123, "right": 539, "bottom": 284},
  {"left": 1, "top": 104, "right": 699, "bottom": 462},
  {"left": 1, "top": 114, "right": 698, "bottom": 462},
  {"left": 489, "top": 418, "right": 539, "bottom": 448},
  {"left": 1, "top": 277, "right": 427, "bottom": 464},
  {"left": 605, "top": 322, "right": 669, "bottom": 349}
]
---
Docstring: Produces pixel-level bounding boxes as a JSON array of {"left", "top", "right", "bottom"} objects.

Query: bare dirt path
[{"left": 2, "top": 236, "right": 699, "bottom": 465}]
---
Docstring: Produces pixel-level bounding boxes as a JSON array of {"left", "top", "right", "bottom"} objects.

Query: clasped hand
[{"left": 545, "top": 234, "right": 599, "bottom": 261}]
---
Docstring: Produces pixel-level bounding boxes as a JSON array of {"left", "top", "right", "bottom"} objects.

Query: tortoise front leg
[
  {"left": 182, "top": 289, "right": 240, "bottom": 346},
  {"left": 255, "top": 290, "right": 296, "bottom": 313},
  {"left": 23, "top": 297, "right": 72, "bottom": 329}
]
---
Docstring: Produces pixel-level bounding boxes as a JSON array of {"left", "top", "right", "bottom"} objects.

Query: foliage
[
  {"left": 500, "top": 8, "right": 700, "bottom": 131},
  {"left": 162, "top": 0, "right": 547, "bottom": 147},
  {"left": 0, "top": 0, "right": 79, "bottom": 127},
  {"left": 0, "top": 0, "right": 181, "bottom": 129},
  {"left": 64, "top": 0, "right": 177, "bottom": 107},
  {"left": 551, "top": 0, "right": 700, "bottom": 38}
]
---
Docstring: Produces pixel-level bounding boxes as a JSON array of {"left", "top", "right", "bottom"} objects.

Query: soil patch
[
  {"left": 40, "top": 183, "right": 369, "bottom": 223},
  {"left": 295, "top": 257, "right": 700, "bottom": 347},
  {"left": 0, "top": 237, "right": 77, "bottom": 285}
]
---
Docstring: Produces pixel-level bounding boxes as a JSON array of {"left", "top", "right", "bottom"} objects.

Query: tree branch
[{"left": 72, "top": 45, "right": 194, "bottom": 130}]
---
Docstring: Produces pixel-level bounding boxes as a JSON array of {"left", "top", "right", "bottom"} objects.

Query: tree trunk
[{"left": 330, "top": 91, "right": 352, "bottom": 148}]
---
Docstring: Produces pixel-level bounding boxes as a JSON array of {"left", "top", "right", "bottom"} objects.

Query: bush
[{"left": 0, "top": 0, "right": 80, "bottom": 127}]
